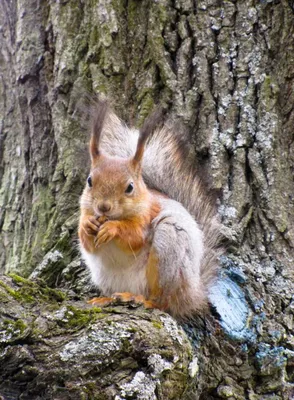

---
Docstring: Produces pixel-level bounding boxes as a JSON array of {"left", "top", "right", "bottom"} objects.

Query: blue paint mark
[
  {"left": 268, "top": 329, "right": 282, "bottom": 342},
  {"left": 226, "top": 267, "right": 248, "bottom": 284},
  {"left": 252, "top": 312, "right": 266, "bottom": 325},
  {"left": 220, "top": 256, "right": 248, "bottom": 284},
  {"left": 252, "top": 313, "right": 267, "bottom": 336},
  {"left": 209, "top": 276, "right": 256, "bottom": 342},
  {"left": 253, "top": 299, "right": 264, "bottom": 313},
  {"left": 259, "top": 312, "right": 266, "bottom": 321},
  {"left": 241, "top": 343, "right": 248, "bottom": 352},
  {"left": 255, "top": 344, "right": 287, "bottom": 375}
]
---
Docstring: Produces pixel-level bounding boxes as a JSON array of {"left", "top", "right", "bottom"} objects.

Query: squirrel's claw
[
  {"left": 112, "top": 292, "right": 159, "bottom": 309},
  {"left": 112, "top": 292, "right": 144, "bottom": 304},
  {"left": 96, "top": 221, "right": 117, "bottom": 246},
  {"left": 83, "top": 216, "right": 101, "bottom": 236}
]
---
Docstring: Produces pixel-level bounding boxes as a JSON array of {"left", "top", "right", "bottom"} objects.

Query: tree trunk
[{"left": 0, "top": 0, "right": 294, "bottom": 399}]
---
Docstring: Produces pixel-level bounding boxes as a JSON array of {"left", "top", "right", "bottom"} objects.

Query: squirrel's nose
[{"left": 98, "top": 202, "right": 111, "bottom": 213}]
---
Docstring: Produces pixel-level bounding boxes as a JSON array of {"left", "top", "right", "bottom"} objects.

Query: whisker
[{"left": 128, "top": 240, "right": 137, "bottom": 260}]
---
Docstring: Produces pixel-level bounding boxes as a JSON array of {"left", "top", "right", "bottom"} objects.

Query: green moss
[
  {"left": 3, "top": 319, "right": 27, "bottom": 334},
  {"left": 152, "top": 320, "right": 163, "bottom": 329},
  {"left": 39, "top": 285, "right": 67, "bottom": 303},
  {"left": 66, "top": 306, "right": 93, "bottom": 328},
  {"left": 0, "top": 280, "right": 27, "bottom": 302},
  {"left": 8, "top": 274, "right": 30, "bottom": 285},
  {"left": 0, "top": 290, "right": 9, "bottom": 303},
  {"left": 156, "top": 2, "right": 168, "bottom": 25},
  {"left": 127, "top": 0, "right": 142, "bottom": 32},
  {"left": 262, "top": 75, "right": 273, "bottom": 107},
  {"left": 128, "top": 326, "right": 138, "bottom": 333},
  {"left": 52, "top": 231, "right": 72, "bottom": 255},
  {"left": 2, "top": 274, "right": 67, "bottom": 304},
  {"left": 89, "top": 26, "right": 99, "bottom": 48},
  {"left": 32, "top": 186, "right": 55, "bottom": 243},
  {"left": 17, "top": 183, "right": 57, "bottom": 276},
  {"left": 57, "top": 305, "right": 105, "bottom": 330},
  {"left": 83, "top": 382, "right": 109, "bottom": 400},
  {"left": 0, "top": 319, "right": 28, "bottom": 344}
]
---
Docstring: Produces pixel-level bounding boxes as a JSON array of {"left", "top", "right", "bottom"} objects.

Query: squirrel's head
[
  {"left": 80, "top": 100, "right": 161, "bottom": 219},
  {"left": 82, "top": 155, "right": 148, "bottom": 219}
]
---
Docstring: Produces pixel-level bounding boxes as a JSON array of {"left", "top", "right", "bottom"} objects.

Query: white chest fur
[{"left": 80, "top": 242, "right": 150, "bottom": 297}]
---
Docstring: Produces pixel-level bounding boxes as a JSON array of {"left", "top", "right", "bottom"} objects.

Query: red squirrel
[{"left": 79, "top": 100, "right": 222, "bottom": 320}]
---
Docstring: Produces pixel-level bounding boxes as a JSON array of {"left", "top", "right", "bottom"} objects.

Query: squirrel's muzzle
[{"left": 98, "top": 201, "right": 112, "bottom": 213}]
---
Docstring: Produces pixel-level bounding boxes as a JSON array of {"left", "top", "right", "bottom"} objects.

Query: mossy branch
[{"left": 0, "top": 274, "right": 194, "bottom": 399}]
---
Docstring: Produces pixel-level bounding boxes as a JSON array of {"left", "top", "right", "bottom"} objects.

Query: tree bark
[
  {"left": 1, "top": 0, "right": 294, "bottom": 399},
  {"left": 0, "top": 275, "right": 193, "bottom": 399}
]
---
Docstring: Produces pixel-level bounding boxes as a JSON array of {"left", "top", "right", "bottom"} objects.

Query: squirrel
[{"left": 78, "top": 99, "right": 223, "bottom": 320}]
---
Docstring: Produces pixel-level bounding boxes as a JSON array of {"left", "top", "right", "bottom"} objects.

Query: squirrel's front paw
[
  {"left": 81, "top": 216, "right": 101, "bottom": 236},
  {"left": 95, "top": 221, "right": 118, "bottom": 247}
]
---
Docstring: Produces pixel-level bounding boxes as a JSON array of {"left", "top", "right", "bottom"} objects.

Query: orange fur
[
  {"left": 146, "top": 250, "right": 162, "bottom": 300},
  {"left": 112, "top": 218, "right": 146, "bottom": 253},
  {"left": 88, "top": 292, "right": 159, "bottom": 309},
  {"left": 88, "top": 296, "right": 113, "bottom": 307},
  {"left": 114, "top": 199, "right": 161, "bottom": 253}
]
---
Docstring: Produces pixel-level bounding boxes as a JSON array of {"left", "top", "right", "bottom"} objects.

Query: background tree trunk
[{"left": 0, "top": 0, "right": 294, "bottom": 399}]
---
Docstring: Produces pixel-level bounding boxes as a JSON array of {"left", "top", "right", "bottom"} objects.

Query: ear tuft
[
  {"left": 90, "top": 98, "right": 109, "bottom": 161},
  {"left": 133, "top": 107, "right": 165, "bottom": 165}
]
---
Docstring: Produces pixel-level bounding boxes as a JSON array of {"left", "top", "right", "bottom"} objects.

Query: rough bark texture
[
  {"left": 1, "top": 0, "right": 294, "bottom": 399},
  {"left": 0, "top": 275, "right": 194, "bottom": 399}
]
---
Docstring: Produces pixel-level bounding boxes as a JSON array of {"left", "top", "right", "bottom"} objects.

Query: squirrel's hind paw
[
  {"left": 112, "top": 292, "right": 145, "bottom": 304},
  {"left": 88, "top": 293, "right": 162, "bottom": 311},
  {"left": 87, "top": 296, "right": 113, "bottom": 307},
  {"left": 112, "top": 292, "right": 161, "bottom": 310}
]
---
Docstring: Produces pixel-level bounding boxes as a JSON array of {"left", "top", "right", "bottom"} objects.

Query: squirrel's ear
[
  {"left": 89, "top": 99, "right": 109, "bottom": 162},
  {"left": 132, "top": 108, "right": 164, "bottom": 169}
]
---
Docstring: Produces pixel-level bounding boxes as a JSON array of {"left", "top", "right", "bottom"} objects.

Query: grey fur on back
[{"left": 99, "top": 109, "right": 223, "bottom": 289}]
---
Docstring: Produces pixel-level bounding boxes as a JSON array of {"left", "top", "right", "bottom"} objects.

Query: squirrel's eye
[
  {"left": 87, "top": 176, "right": 92, "bottom": 187},
  {"left": 125, "top": 182, "right": 134, "bottom": 194}
]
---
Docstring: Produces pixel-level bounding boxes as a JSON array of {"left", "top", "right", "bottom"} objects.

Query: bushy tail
[{"left": 99, "top": 107, "right": 223, "bottom": 288}]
